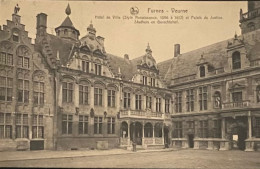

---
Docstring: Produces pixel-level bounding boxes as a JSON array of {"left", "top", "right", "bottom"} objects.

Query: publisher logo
[{"left": 130, "top": 7, "right": 139, "bottom": 15}]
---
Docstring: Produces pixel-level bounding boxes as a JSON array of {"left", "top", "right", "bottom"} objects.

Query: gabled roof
[
  {"left": 106, "top": 53, "right": 137, "bottom": 81},
  {"left": 158, "top": 30, "right": 260, "bottom": 84}
]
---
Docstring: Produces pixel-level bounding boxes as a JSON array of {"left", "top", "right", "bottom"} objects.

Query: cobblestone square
[{"left": 0, "top": 149, "right": 259, "bottom": 168}]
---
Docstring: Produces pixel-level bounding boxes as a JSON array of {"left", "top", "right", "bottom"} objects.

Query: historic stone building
[
  {"left": 158, "top": 1, "right": 260, "bottom": 151},
  {"left": 0, "top": 7, "right": 55, "bottom": 151},
  {"left": 0, "top": 1, "right": 259, "bottom": 151}
]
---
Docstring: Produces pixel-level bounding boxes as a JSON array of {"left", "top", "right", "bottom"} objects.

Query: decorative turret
[
  {"left": 239, "top": 1, "right": 260, "bottom": 34},
  {"left": 55, "top": 4, "right": 80, "bottom": 41},
  {"left": 87, "top": 21, "right": 96, "bottom": 39},
  {"left": 146, "top": 43, "right": 152, "bottom": 55}
]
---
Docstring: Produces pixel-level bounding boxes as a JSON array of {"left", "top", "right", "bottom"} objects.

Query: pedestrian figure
[{"left": 132, "top": 140, "right": 136, "bottom": 152}]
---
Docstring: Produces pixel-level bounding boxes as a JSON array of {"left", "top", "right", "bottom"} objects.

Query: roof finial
[
  {"left": 65, "top": 3, "right": 71, "bottom": 16},
  {"left": 14, "top": 4, "right": 20, "bottom": 14},
  {"left": 234, "top": 31, "right": 238, "bottom": 39}
]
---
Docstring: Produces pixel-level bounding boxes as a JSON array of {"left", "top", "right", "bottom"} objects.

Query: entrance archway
[
  {"left": 229, "top": 117, "right": 247, "bottom": 150},
  {"left": 121, "top": 121, "right": 128, "bottom": 138},
  {"left": 130, "top": 122, "right": 143, "bottom": 145}
]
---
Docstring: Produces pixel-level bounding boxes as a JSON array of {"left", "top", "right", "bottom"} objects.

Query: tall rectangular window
[
  {"left": 79, "top": 85, "right": 89, "bottom": 105},
  {"left": 15, "top": 114, "right": 29, "bottom": 138},
  {"left": 0, "top": 53, "right": 13, "bottom": 65},
  {"left": 79, "top": 115, "right": 88, "bottom": 135},
  {"left": 143, "top": 76, "right": 147, "bottom": 85},
  {"left": 123, "top": 92, "right": 131, "bottom": 109},
  {"left": 32, "top": 115, "right": 44, "bottom": 138},
  {"left": 62, "top": 82, "right": 73, "bottom": 103},
  {"left": 33, "top": 82, "right": 44, "bottom": 105},
  {"left": 186, "top": 89, "right": 194, "bottom": 112},
  {"left": 18, "top": 79, "right": 29, "bottom": 103},
  {"left": 107, "top": 117, "right": 115, "bottom": 134},
  {"left": 199, "top": 120, "right": 208, "bottom": 138},
  {"left": 232, "top": 92, "right": 242, "bottom": 102},
  {"left": 0, "top": 113, "right": 12, "bottom": 139},
  {"left": 18, "top": 56, "right": 29, "bottom": 68},
  {"left": 165, "top": 99, "right": 170, "bottom": 113},
  {"left": 213, "top": 120, "right": 221, "bottom": 138},
  {"left": 108, "top": 90, "right": 116, "bottom": 107},
  {"left": 150, "top": 78, "right": 155, "bottom": 87},
  {"left": 62, "top": 114, "right": 73, "bottom": 135},
  {"left": 199, "top": 86, "right": 208, "bottom": 111},
  {"left": 146, "top": 96, "right": 152, "bottom": 109},
  {"left": 156, "top": 98, "right": 161, "bottom": 112},
  {"left": 0, "top": 76, "right": 12, "bottom": 101},
  {"left": 135, "top": 94, "right": 142, "bottom": 110},
  {"left": 175, "top": 91, "right": 182, "bottom": 113},
  {"left": 254, "top": 117, "right": 260, "bottom": 138},
  {"left": 173, "top": 121, "right": 182, "bottom": 138},
  {"left": 82, "top": 61, "right": 89, "bottom": 73},
  {"left": 94, "top": 117, "right": 102, "bottom": 134},
  {"left": 95, "top": 64, "right": 102, "bottom": 75},
  {"left": 94, "top": 88, "right": 103, "bottom": 106}
]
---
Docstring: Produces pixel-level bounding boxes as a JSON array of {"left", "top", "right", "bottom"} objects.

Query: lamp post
[{"left": 132, "top": 121, "right": 136, "bottom": 152}]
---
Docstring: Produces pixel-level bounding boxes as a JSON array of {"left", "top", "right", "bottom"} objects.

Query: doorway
[{"left": 188, "top": 134, "right": 194, "bottom": 148}]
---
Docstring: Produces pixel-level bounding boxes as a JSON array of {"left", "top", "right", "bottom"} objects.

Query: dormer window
[
  {"left": 200, "top": 66, "right": 205, "bottom": 77},
  {"left": 94, "top": 64, "right": 102, "bottom": 76},
  {"left": 82, "top": 60, "right": 89, "bottom": 73},
  {"left": 232, "top": 51, "right": 241, "bottom": 70},
  {"left": 12, "top": 32, "right": 19, "bottom": 42},
  {"left": 64, "top": 29, "right": 68, "bottom": 35},
  {"left": 142, "top": 76, "right": 147, "bottom": 85},
  {"left": 150, "top": 78, "right": 155, "bottom": 87}
]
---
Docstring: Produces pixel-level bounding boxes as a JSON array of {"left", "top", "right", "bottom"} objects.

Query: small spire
[
  {"left": 146, "top": 43, "right": 152, "bottom": 54},
  {"left": 65, "top": 3, "right": 71, "bottom": 16}
]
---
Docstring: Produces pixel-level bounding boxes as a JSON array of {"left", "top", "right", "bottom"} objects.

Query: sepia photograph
[{"left": 0, "top": 0, "right": 260, "bottom": 168}]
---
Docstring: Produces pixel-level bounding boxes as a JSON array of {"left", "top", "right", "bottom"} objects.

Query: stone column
[
  {"left": 104, "top": 88, "right": 108, "bottom": 111},
  {"left": 128, "top": 120, "right": 130, "bottom": 146},
  {"left": 221, "top": 118, "right": 226, "bottom": 139},
  {"left": 74, "top": 83, "right": 79, "bottom": 107},
  {"left": 162, "top": 123, "right": 164, "bottom": 145},
  {"left": 152, "top": 124, "right": 155, "bottom": 144},
  {"left": 142, "top": 121, "right": 145, "bottom": 145},
  {"left": 248, "top": 115, "right": 252, "bottom": 139},
  {"left": 90, "top": 85, "right": 94, "bottom": 107},
  {"left": 245, "top": 113, "right": 254, "bottom": 151}
]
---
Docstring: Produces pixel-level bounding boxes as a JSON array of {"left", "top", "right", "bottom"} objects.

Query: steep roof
[
  {"left": 158, "top": 30, "right": 260, "bottom": 84},
  {"left": 106, "top": 53, "right": 137, "bottom": 81},
  {"left": 55, "top": 16, "right": 80, "bottom": 35}
]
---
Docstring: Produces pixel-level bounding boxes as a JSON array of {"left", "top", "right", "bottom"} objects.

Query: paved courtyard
[{"left": 0, "top": 149, "right": 259, "bottom": 168}]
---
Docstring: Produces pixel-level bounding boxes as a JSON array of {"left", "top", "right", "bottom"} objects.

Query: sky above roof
[{"left": 0, "top": 0, "right": 247, "bottom": 63}]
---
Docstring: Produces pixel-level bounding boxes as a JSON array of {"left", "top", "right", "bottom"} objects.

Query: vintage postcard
[{"left": 0, "top": 0, "right": 259, "bottom": 168}]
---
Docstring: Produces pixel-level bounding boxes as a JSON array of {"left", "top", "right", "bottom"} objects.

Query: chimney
[
  {"left": 36, "top": 13, "right": 47, "bottom": 36},
  {"left": 174, "top": 44, "right": 180, "bottom": 57},
  {"left": 124, "top": 54, "right": 129, "bottom": 60}
]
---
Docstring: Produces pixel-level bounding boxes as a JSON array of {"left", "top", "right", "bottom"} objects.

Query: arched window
[
  {"left": 154, "top": 123, "right": 162, "bottom": 137},
  {"left": 256, "top": 85, "right": 260, "bottom": 103},
  {"left": 79, "top": 80, "right": 90, "bottom": 105},
  {"left": 12, "top": 32, "right": 19, "bottom": 42},
  {"left": 64, "top": 29, "right": 68, "bottom": 35},
  {"left": 213, "top": 91, "right": 221, "bottom": 108},
  {"left": 121, "top": 122, "right": 128, "bottom": 137},
  {"left": 200, "top": 66, "right": 205, "bottom": 77},
  {"left": 144, "top": 123, "right": 153, "bottom": 137},
  {"left": 232, "top": 51, "right": 241, "bottom": 70}
]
